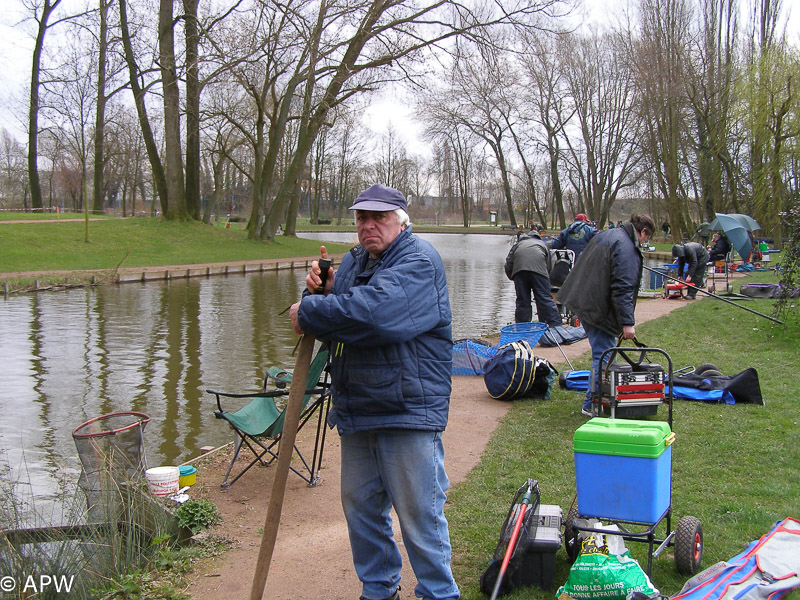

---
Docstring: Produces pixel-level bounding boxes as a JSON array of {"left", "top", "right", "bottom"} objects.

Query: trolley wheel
[
  {"left": 569, "top": 315, "right": 580, "bottom": 327},
  {"left": 564, "top": 505, "right": 581, "bottom": 562},
  {"left": 699, "top": 369, "right": 723, "bottom": 377},
  {"left": 675, "top": 516, "right": 703, "bottom": 575},
  {"left": 693, "top": 363, "right": 720, "bottom": 375}
]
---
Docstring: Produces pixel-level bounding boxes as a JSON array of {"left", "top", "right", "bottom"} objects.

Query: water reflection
[{"left": 0, "top": 232, "right": 518, "bottom": 504}]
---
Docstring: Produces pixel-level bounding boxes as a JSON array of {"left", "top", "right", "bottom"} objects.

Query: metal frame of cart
[{"left": 565, "top": 345, "right": 703, "bottom": 577}]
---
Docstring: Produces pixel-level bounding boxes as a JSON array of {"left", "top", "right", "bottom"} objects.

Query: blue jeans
[
  {"left": 512, "top": 271, "right": 562, "bottom": 327},
  {"left": 340, "top": 430, "right": 460, "bottom": 600},
  {"left": 584, "top": 323, "right": 618, "bottom": 411}
]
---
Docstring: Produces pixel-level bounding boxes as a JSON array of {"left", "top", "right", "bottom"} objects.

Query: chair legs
[{"left": 220, "top": 396, "right": 330, "bottom": 489}]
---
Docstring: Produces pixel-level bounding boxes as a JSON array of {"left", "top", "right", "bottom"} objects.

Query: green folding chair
[{"left": 207, "top": 347, "right": 330, "bottom": 488}]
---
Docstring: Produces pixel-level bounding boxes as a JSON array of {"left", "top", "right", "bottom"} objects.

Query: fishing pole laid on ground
[
  {"left": 489, "top": 479, "right": 537, "bottom": 600},
  {"left": 641, "top": 263, "right": 783, "bottom": 325},
  {"left": 250, "top": 253, "right": 332, "bottom": 600}
]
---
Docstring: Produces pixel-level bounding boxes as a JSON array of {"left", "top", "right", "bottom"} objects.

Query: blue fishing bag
[{"left": 483, "top": 340, "right": 557, "bottom": 400}]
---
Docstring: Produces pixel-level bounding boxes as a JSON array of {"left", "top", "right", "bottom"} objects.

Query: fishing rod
[
  {"left": 250, "top": 254, "right": 332, "bottom": 600},
  {"left": 642, "top": 263, "right": 783, "bottom": 325}
]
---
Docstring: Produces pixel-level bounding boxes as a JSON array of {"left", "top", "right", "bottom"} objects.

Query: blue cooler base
[{"left": 575, "top": 446, "right": 671, "bottom": 523}]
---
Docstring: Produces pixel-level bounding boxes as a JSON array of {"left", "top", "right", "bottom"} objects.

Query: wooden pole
[{"left": 249, "top": 333, "right": 316, "bottom": 600}]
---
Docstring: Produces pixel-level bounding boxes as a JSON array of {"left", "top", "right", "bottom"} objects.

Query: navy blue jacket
[
  {"left": 556, "top": 222, "right": 642, "bottom": 336},
  {"left": 297, "top": 227, "right": 453, "bottom": 435},
  {"left": 550, "top": 221, "right": 597, "bottom": 259}
]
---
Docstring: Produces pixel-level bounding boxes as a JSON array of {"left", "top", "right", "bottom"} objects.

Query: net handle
[{"left": 72, "top": 411, "right": 151, "bottom": 438}]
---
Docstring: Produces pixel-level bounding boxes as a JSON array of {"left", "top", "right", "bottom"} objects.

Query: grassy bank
[
  {"left": 447, "top": 272, "right": 798, "bottom": 599},
  {"left": 0, "top": 218, "right": 354, "bottom": 287}
]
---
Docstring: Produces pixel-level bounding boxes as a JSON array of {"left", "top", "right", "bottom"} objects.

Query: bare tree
[
  {"left": 158, "top": 0, "right": 186, "bottom": 219},
  {"left": 560, "top": 30, "right": 644, "bottom": 228},
  {"left": 327, "top": 108, "right": 368, "bottom": 224},
  {"left": 742, "top": 0, "right": 797, "bottom": 243},
  {"left": 0, "top": 129, "right": 28, "bottom": 207},
  {"left": 518, "top": 33, "right": 572, "bottom": 229},
  {"left": 420, "top": 37, "right": 521, "bottom": 226},
  {"left": 372, "top": 123, "right": 409, "bottom": 190},
  {"left": 24, "top": 0, "right": 86, "bottom": 210},
  {"left": 628, "top": 0, "right": 693, "bottom": 238},
  {"left": 259, "top": 0, "right": 568, "bottom": 239},
  {"left": 48, "top": 33, "right": 101, "bottom": 238},
  {"left": 422, "top": 113, "right": 479, "bottom": 226},
  {"left": 92, "top": 0, "right": 110, "bottom": 214},
  {"left": 685, "top": 0, "right": 739, "bottom": 222},
  {"left": 118, "top": 0, "right": 169, "bottom": 214},
  {"left": 183, "top": 0, "right": 201, "bottom": 219}
]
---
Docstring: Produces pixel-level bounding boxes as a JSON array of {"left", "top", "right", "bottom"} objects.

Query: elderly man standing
[
  {"left": 289, "top": 184, "right": 459, "bottom": 600},
  {"left": 549, "top": 213, "right": 597, "bottom": 261},
  {"left": 557, "top": 214, "right": 656, "bottom": 416}
]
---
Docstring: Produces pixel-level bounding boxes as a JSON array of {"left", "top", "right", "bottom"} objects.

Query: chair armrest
[
  {"left": 206, "top": 389, "right": 285, "bottom": 413},
  {"left": 265, "top": 366, "right": 292, "bottom": 389}
]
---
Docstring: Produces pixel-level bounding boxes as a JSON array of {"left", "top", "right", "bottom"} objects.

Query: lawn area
[
  {"left": 447, "top": 268, "right": 799, "bottom": 600},
  {"left": 0, "top": 217, "right": 353, "bottom": 274}
]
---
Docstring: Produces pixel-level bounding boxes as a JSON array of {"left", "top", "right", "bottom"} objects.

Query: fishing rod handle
[{"left": 315, "top": 257, "right": 332, "bottom": 294}]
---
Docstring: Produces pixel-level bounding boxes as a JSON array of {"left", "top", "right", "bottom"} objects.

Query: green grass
[
  {"left": 0, "top": 217, "right": 353, "bottom": 274},
  {"left": 0, "top": 211, "right": 116, "bottom": 221},
  {"left": 447, "top": 269, "right": 799, "bottom": 600}
]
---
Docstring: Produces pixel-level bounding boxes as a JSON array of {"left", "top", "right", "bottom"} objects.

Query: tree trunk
[
  {"left": 495, "top": 144, "right": 516, "bottom": 227},
  {"left": 119, "top": 0, "right": 169, "bottom": 214},
  {"left": 28, "top": 0, "right": 63, "bottom": 210},
  {"left": 93, "top": 0, "right": 108, "bottom": 214},
  {"left": 184, "top": 0, "right": 201, "bottom": 219},
  {"left": 159, "top": 0, "right": 186, "bottom": 219}
]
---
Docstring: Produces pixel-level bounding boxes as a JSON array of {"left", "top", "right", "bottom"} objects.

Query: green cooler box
[{"left": 574, "top": 418, "right": 674, "bottom": 524}]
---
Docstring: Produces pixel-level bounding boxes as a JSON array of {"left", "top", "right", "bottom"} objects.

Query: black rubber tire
[
  {"left": 699, "top": 369, "right": 724, "bottom": 377},
  {"left": 693, "top": 363, "right": 719, "bottom": 375},
  {"left": 563, "top": 505, "right": 581, "bottom": 562},
  {"left": 675, "top": 516, "right": 703, "bottom": 575}
]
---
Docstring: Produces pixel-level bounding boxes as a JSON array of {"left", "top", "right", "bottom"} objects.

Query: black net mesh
[{"left": 72, "top": 412, "right": 150, "bottom": 521}]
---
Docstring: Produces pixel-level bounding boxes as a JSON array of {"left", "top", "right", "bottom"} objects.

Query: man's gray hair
[{"left": 395, "top": 208, "right": 411, "bottom": 227}]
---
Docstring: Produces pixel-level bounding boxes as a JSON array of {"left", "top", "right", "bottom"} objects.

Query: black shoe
[{"left": 360, "top": 587, "right": 400, "bottom": 600}]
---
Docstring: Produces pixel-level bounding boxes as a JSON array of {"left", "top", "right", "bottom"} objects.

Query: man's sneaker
[{"left": 581, "top": 408, "right": 593, "bottom": 417}]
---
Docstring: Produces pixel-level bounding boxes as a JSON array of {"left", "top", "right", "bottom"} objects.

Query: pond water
[{"left": 0, "top": 232, "right": 518, "bottom": 507}]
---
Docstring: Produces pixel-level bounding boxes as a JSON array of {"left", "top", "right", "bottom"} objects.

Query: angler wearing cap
[
  {"left": 289, "top": 184, "right": 460, "bottom": 600},
  {"left": 548, "top": 213, "right": 597, "bottom": 261}
]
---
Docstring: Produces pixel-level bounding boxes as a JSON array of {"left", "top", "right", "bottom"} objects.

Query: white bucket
[{"left": 145, "top": 466, "right": 180, "bottom": 497}]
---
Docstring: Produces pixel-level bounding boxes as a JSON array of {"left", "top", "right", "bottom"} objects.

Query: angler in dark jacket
[
  {"left": 549, "top": 213, "right": 597, "bottom": 260},
  {"left": 672, "top": 241, "right": 709, "bottom": 299},
  {"left": 290, "top": 184, "right": 459, "bottom": 600},
  {"left": 557, "top": 214, "right": 655, "bottom": 415},
  {"left": 708, "top": 233, "right": 731, "bottom": 262},
  {"left": 505, "top": 230, "right": 562, "bottom": 326}
]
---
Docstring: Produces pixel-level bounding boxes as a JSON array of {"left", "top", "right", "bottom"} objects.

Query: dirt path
[{"left": 184, "top": 297, "right": 690, "bottom": 600}]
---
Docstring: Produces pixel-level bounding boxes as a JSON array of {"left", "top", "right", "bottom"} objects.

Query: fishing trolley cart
[{"left": 566, "top": 345, "right": 703, "bottom": 577}]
